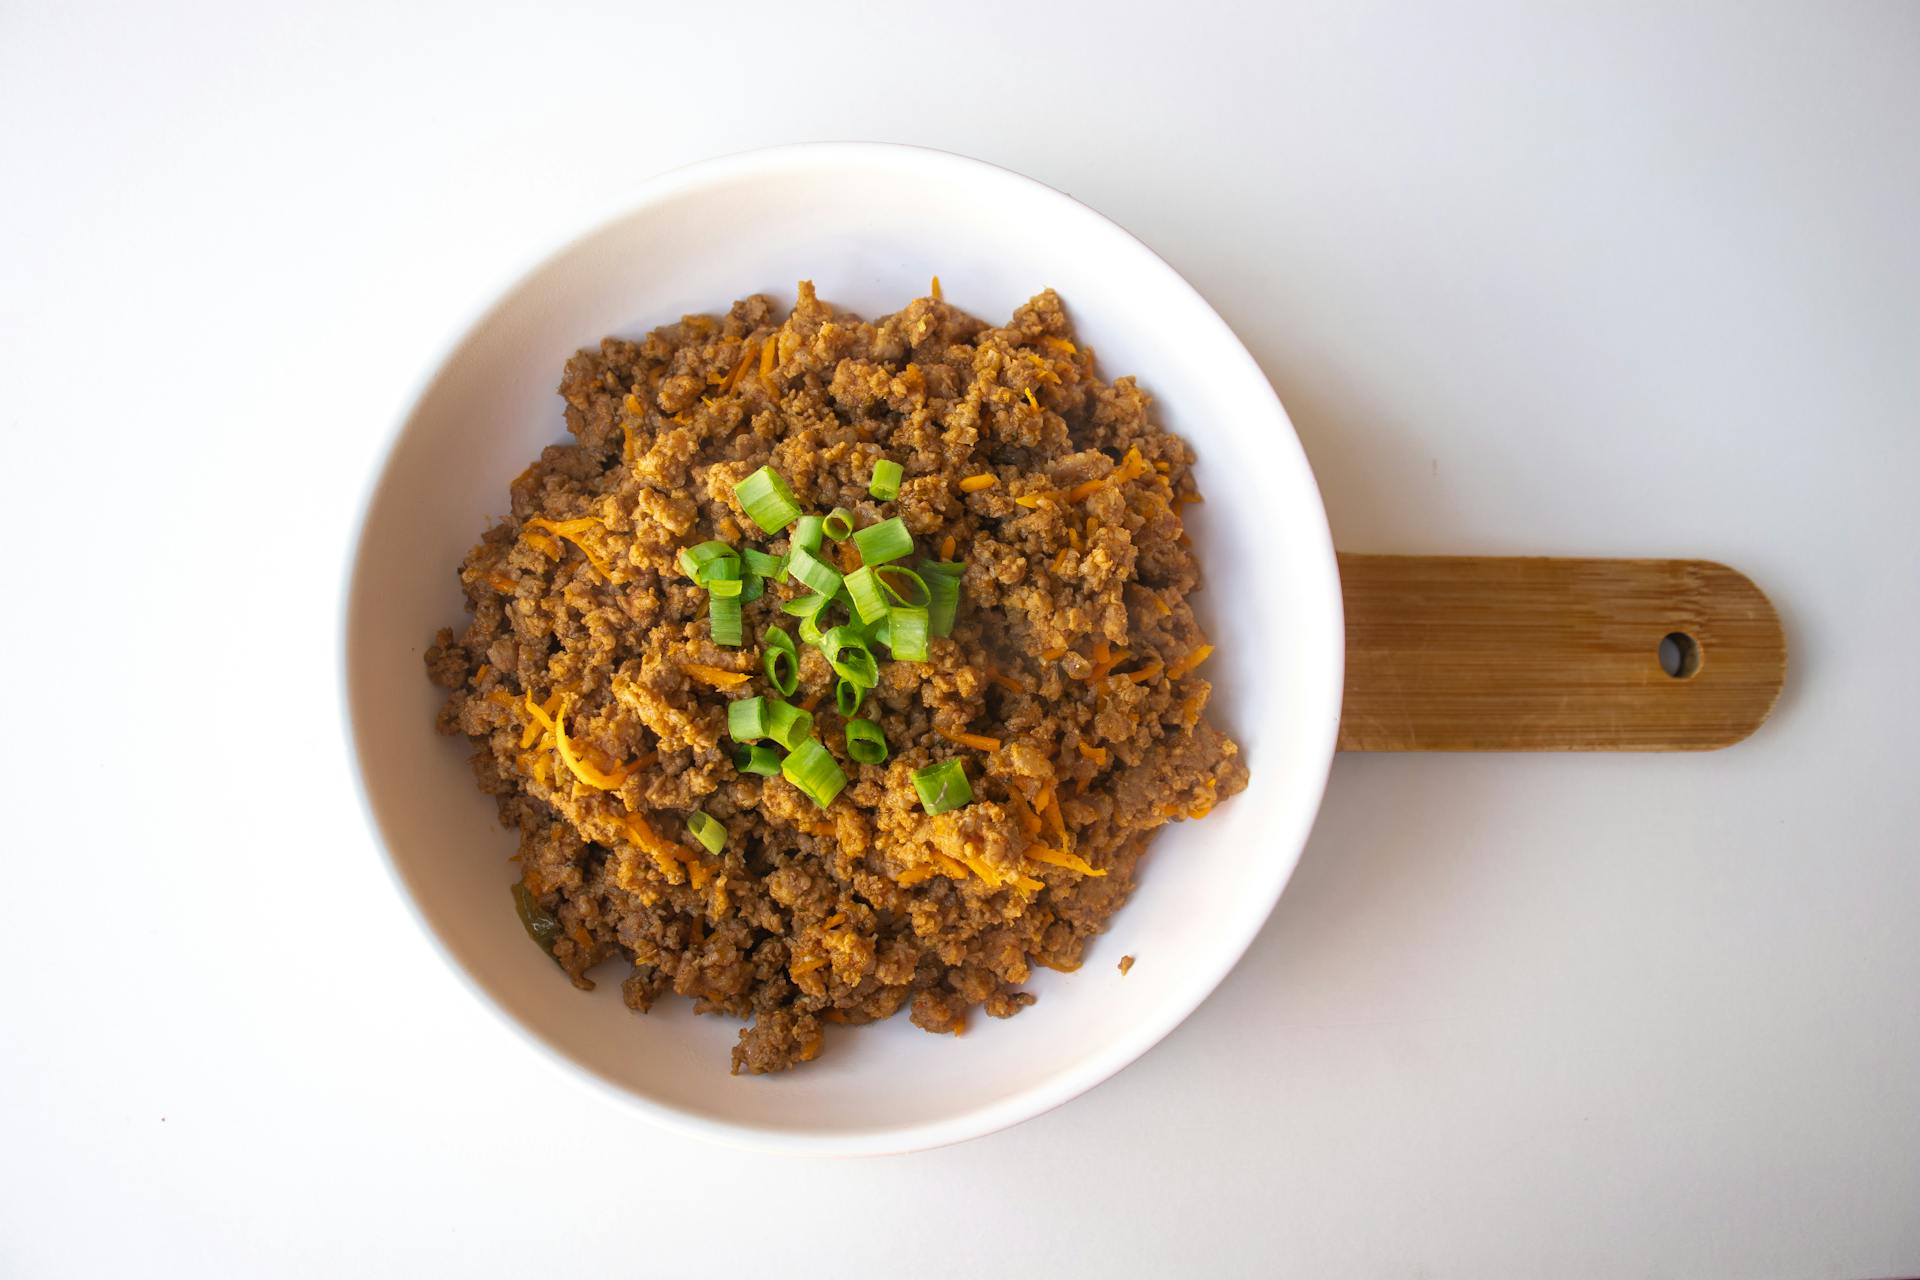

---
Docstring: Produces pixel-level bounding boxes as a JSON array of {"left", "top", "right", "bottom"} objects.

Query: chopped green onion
[
  {"left": 920, "top": 558, "right": 965, "bottom": 576},
  {"left": 710, "top": 593, "right": 742, "bottom": 646},
  {"left": 734, "top": 466, "right": 801, "bottom": 534},
  {"left": 911, "top": 759, "right": 973, "bottom": 815},
  {"left": 851, "top": 516, "right": 913, "bottom": 566},
  {"left": 512, "top": 883, "right": 561, "bottom": 958},
  {"left": 741, "top": 547, "right": 785, "bottom": 578},
  {"left": 845, "top": 719, "right": 888, "bottom": 764},
  {"left": 792, "top": 514, "right": 824, "bottom": 554},
  {"left": 686, "top": 810, "right": 728, "bottom": 854},
  {"left": 679, "top": 540, "right": 739, "bottom": 584},
  {"left": 822, "top": 507, "right": 855, "bottom": 540},
  {"left": 781, "top": 737, "right": 847, "bottom": 809},
  {"left": 869, "top": 459, "right": 903, "bottom": 501},
  {"left": 835, "top": 677, "right": 865, "bottom": 717},
  {"left": 922, "top": 561, "right": 961, "bottom": 637},
  {"left": 738, "top": 574, "right": 765, "bottom": 603},
  {"left": 762, "top": 627, "right": 799, "bottom": 696},
  {"left": 730, "top": 741, "right": 783, "bottom": 776},
  {"left": 886, "top": 606, "right": 930, "bottom": 661},
  {"left": 875, "top": 565, "right": 931, "bottom": 609},
  {"left": 786, "top": 545, "right": 843, "bottom": 597},
  {"left": 765, "top": 700, "right": 814, "bottom": 751},
  {"left": 819, "top": 626, "right": 878, "bottom": 688},
  {"left": 799, "top": 604, "right": 830, "bottom": 647},
  {"left": 781, "top": 592, "right": 830, "bottom": 619},
  {"left": 708, "top": 576, "right": 744, "bottom": 599},
  {"left": 843, "top": 565, "right": 890, "bottom": 626},
  {"left": 727, "top": 696, "right": 768, "bottom": 742}
]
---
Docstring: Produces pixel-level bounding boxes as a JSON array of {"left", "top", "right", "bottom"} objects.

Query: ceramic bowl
[{"left": 342, "top": 142, "right": 1342, "bottom": 1154}]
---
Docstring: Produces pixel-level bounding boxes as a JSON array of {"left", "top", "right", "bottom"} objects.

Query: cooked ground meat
[{"left": 426, "top": 283, "right": 1246, "bottom": 1073}]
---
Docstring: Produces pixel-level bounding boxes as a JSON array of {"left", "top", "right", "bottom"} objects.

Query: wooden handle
[{"left": 1337, "top": 554, "right": 1787, "bottom": 751}]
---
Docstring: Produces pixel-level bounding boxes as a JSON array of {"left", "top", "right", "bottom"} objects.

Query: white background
[{"left": 3, "top": 2, "right": 1916, "bottom": 1276}]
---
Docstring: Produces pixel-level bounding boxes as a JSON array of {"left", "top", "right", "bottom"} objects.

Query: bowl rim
[{"left": 338, "top": 140, "right": 1345, "bottom": 1156}]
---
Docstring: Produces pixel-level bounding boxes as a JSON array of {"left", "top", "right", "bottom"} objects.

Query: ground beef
[{"left": 426, "top": 283, "right": 1246, "bottom": 1073}]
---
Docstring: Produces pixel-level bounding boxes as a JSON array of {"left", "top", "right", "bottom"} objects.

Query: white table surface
[{"left": 4, "top": 3, "right": 1916, "bottom": 1276}]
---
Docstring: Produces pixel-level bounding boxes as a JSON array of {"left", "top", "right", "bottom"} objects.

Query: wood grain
[{"left": 1337, "top": 555, "right": 1787, "bottom": 751}]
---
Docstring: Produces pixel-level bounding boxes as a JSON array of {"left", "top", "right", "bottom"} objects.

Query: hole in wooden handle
[{"left": 1337, "top": 554, "right": 1786, "bottom": 751}]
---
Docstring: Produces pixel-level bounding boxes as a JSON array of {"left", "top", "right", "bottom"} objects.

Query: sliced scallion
[
  {"left": 730, "top": 741, "right": 783, "bottom": 776},
  {"left": 686, "top": 810, "right": 728, "bottom": 854},
  {"left": 708, "top": 576, "right": 744, "bottom": 599},
  {"left": 819, "top": 626, "right": 878, "bottom": 688},
  {"left": 869, "top": 459, "right": 903, "bottom": 501},
  {"left": 886, "top": 606, "right": 930, "bottom": 662},
  {"left": 792, "top": 514, "right": 825, "bottom": 555},
  {"left": 850, "top": 516, "right": 913, "bottom": 566},
  {"left": 738, "top": 574, "right": 765, "bottom": 603},
  {"left": 911, "top": 758, "right": 973, "bottom": 815},
  {"left": 822, "top": 507, "right": 855, "bottom": 541},
  {"left": 679, "top": 540, "right": 739, "bottom": 584},
  {"left": 741, "top": 547, "right": 785, "bottom": 578},
  {"left": 727, "top": 695, "right": 769, "bottom": 742},
  {"left": 762, "top": 626, "right": 799, "bottom": 697},
  {"left": 835, "top": 677, "right": 865, "bottom": 717},
  {"left": 765, "top": 700, "right": 814, "bottom": 751},
  {"left": 734, "top": 466, "right": 801, "bottom": 534},
  {"left": 781, "top": 738, "right": 847, "bottom": 809},
  {"left": 786, "top": 545, "right": 843, "bottom": 597},
  {"left": 710, "top": 592, "right": 742, "bottom": 646},
  {"left": 845, "top": 718, "right": 888, "bottom": 764},
  {"left": 921, "top": 561, "right": 962, "bottom": 637},
  {"left": 843, "top": 565, "right": 890, "bottom": 626},
  {"left": 875, "top": 565, "right": 931, "bottom": 609}
]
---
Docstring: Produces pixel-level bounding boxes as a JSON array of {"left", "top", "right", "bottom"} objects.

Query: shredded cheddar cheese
[
  {"left": 1125, "top": 659, "right": 1164, "bottom": 684},
  {"left": 896, "top": 864, "right": 938, "bottom": 887},
  {"left": 1026, "top": 845, "right": 1107, "bottom": 877},
  {"left": 1076, "top": 741, "right": 1109, "bottom": 766},
  {"left": 1039, "top": 646, "right": 1067, "bottom": 661},
  {"left": 1167, "top": 643, "right": 1215, "bottom": 679},
  {"left": 931, "top": 852, "right": 970, "bottom": 880},
  {"left": 938, "top": 728, "right": 1002, "bottom": 752},
  {"left": 486, "top": 572, "right": 516, "bottom": 593},
  {"left": 790, "top": 955, "right": 827, "bottom": 977},
  {"left": 958, "top": 473, "right": 998, "bottom": 492},
  {"left": 1041, "top": 336, "right": 1077, "bottom": 355},
  {"left": 554, "top": 699, "right": 629, "bottom": 790},
  {"left": 990, "top": 670, "right": 1027, "bottom": 695},
  {"left": 1052, "top": 547, "right": 1073, "bottom": 573},
  {"left": 472, "top": 664, "right": 491, "bottom": 683},
  {"left": 1175, "top": 492, "right": 1205, "bottom": 506},
  {"left": 524, "top": 516, "right": 619, "bottom": 579},
  {"left": 939, "top": 534, "right": 956, "bottom": 560},
  {"left": 929, "top": 275, "right": 942, "bottom": 301},
  {"left": 1024, "top": 387, "right": 1040, "bottom": 410},
  {"left": 1006, "top": 789, "right": 1042, "bottom": 838},
  {"left": 683, "top": 663, "right": 750, "bottom": 689}
]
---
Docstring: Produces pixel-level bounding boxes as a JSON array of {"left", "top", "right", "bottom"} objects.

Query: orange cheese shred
[
  {"left": 1125, "top": 659, "right": 1164, "bottom": 684},
  {"left": 524, "top": 516, "right": 618, "bottom": 579},
  {"left": 683, "top": 663, "right": 750, "bottom": 689},
  {"left": 1167, "top": 643, "right": 1216, "bottom": 679},
  {"left": 938, "top": 728, "right": 1002, "bottom": 752},
  {"left": 939, "top": 534, "right": 956, "bottom": 560},
  {"left": 1041, "top": 336, "right": 1077, "bottom": 356},
  {"left": 929, "top": 275, "right": 943, "bottom": 301},
  {"left": 896, "top": 864, "right": 938, "bottom": 887},
  {"left": 1075, "top": 741, "right": 1109, "bottom": 766},
  {"left": 1026, "top": 845, "right": 1106, "bottom": 877},
  {"left": 958, "top": 473, "right": 998, "bottom": 493},
  {"left": 1039, "top": 646, "right": 1067, "bottom": 661},
  {"left": 553, "top": 699, "right": 630, "bottom": 791},
  {"left": 1024, "top": 387, "right": 1040, "bottom": 410}
]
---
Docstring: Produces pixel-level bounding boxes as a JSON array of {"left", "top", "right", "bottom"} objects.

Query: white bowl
[{"left": 342, "top": 143, "right": 1344, "bottom": 1155}]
